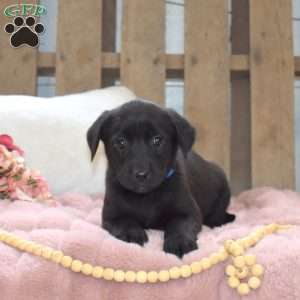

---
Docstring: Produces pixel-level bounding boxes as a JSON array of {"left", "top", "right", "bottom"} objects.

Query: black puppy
[{"left": 87, "top": 100, "right": 235, "bottom": 258}]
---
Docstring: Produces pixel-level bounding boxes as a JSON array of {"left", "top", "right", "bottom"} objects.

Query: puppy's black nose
[{"left": 135, "top": 170, "right": 149, "bottom": 181}]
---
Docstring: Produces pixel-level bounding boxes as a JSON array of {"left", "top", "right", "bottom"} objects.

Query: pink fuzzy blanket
[{"left": 0, "top": 187, "right": 300, "bottom": 300}]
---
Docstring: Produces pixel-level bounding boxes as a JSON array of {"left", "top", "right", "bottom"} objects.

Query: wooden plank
[
  {"left": 37, "top": 53, "right": 299, "bottom": 75},
  {"left": 56, "top": 0, "right": 102, "bottom": 95},
  {"left": 121, "top": 0, "right": 165, "bottom": 104},
  {"left": 231, "top": 55, "right": 249, "bottom": 72},
  {"left": 102, "top": 0, "right": 116, "bottom": 53},
  {"left": 106, "top": 53, "right": 293, "bottom": 75},
  {"left": 230, "top": 0, "right": 251, "bottom": 195},
  {"left": 38, "top": 52, "right": 55, "bottom": 69},
  {"left": 0, "top": 0, "right": 38, "bottom": 95},
  {"left": 296, "top": 57, "right": 300, "bottom": 76},
  {"left": 102, "top": 0, "right": 117, "bottom": 87},
  {"left": 250, "top": 0, "right": 295, "bottom": 188},
  {"left": 185, "top": 0, "right": 230, "bottom": 176}
]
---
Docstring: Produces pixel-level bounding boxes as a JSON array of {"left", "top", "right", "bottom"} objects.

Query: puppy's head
[{"left": 87, "top": 100, "right": 195, "bottom": 194}]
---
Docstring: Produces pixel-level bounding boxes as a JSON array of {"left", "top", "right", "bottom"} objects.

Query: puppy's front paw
[
  {"left": 113, "top": 227, "right": 148, "bottom": 246},
  {"left": 163, "top": 236, "right": 198, "bottom": 258}
]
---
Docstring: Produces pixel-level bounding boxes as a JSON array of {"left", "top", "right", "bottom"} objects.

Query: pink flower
[
  {"left": 0, "top": 135, "right": 24, "bottom": 156},
  {"left": 0, "top": 135, "right": 52, "bottom": 203}
]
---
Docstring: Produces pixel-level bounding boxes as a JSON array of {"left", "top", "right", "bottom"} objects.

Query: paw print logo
[{"left": 4, "top": 16, "right": 45, "bottom": 48}]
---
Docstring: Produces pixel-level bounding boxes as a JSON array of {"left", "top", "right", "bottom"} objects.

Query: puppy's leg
[
  {"left": 205, "top": 212, "right": 235, "bottom": 228},
  {"left": 103, "top": 218, "right": 148, "bottom": 246},
  {"left": 163, "top": 216, "right": 201, "bottom": 258},
  {"left": 224, "top": 212, "right": 236, "bottom": 223},
  {"left": 204, "top": 183, "right": 235, "bottom": 228}
]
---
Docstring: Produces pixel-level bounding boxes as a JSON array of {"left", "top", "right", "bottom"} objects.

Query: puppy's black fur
[{"left": 87, "top": 100, "right": 235, "bottom": 258}]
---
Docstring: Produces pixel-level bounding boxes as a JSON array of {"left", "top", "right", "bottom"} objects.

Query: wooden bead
[
  {"left": 224, "top": 240, "right": 235, "bottom": 251},
  {"left": 147, "top": 271, "right": 158, "bottom": 283},
  {"left": 245, "top": 238, "right": 254, "bottom": 248},
  {"left": 209, "top": 253, "right": 220, "bottom": 265},
  {"left": 228, "top": 276, "right": 240, "bottom": 288},
  {"left": 0, "top": 232, "right": 5, "bottom": 241},
  {"left": 33, "top": 245, "right": 43, "bottom": 256},
  {"left": 3, "top": 233, "right": 10, "bottom": 241},
  {"left": 11, "top": 238, "right": 20, "bottom": 247},
  {"left": 21, "top": 241, "right": 31, "bottom": 251},
  {"left": 233, "top": 256, "right": 245, "bottom": 268},
  {"left": 81, "top": 263, "right": 93, "bottom": 276},
  {"left": 103, "top": 268, "right": 114, "bottom": 281},
  {"left": 237, "top": 283, "right": 250, "bottom": 295},
  {"left": 11, "top": 237, "right": 19, "bottom": 246},
  {"left": 255, "top": 229, "right": 265, "bottom": 239},
  {"left": 245, "top": 254, "right": 256, "bottom": 266},
  {"left": 92, "top": 266, "right": 103, "bottom": 279},
  {"left": 71, "top": 259, "right": 83, "bottom": 272},
  {"left": 60, "top": 256, "right": 73, "bottom": 268},
  {"left": 12, "top": 237, "right": 20, "bottom": 246},
  {"left": 180, "top": 265, "right": 192, "bottom": 278},
  {"left": 265, "top": 223, "right": 277, "bottom": 234},
  {"left": 248, "top": 276, "right": 261, "bottom": 289},
  {"left": 201, "top": 258, "right": 211, "bottom": 270},
  {"left": 125, "top": 271, "right": 136, "bottom": 283},
  {"left": 236, "top": 266, "right": 249, "bottom": 279},
  {"left": 236, "top": 239, "right": 243, "bottom": 246},
  {"left": 231, "top": 245, "right": 244, "bottom": 257},
  {"left": 248, "top": 239, "right": 257, "bottom": 247},
  {"left": 239, "top": 240, "right": 248, "bottom": 249},
  {"left": 218, "top": 248, "right": 229, "bottom": 261},
  {"left": 1, "top": 233, "right": 7, "bottom": 242},
  {"left": 4, "top": 234, "right": 13, "bottom": 243},
  {"left": 169, "top": 267, "right": 181, "bottom": 279},
  {"left": 136, "top": 271, "right": 147, "bottom": 283},
  {"left": 251, "top": 264, "right": 264, "bottom": 276},
  {"left": 254, "top": 232, "right": 263, "bottom": 241},
  {"left": 25, "top": 242, "right": 34, "bottom": 253},
  {"left": 158, "top": 270, "right": 170, "bottom": 282},
  {"left": 18, "top": 240, "right": 27, "bottom": 250},
  {"left": 51, "top": 251, "right": 64, "bottom": 263},
  {"left": 190, "top": 261, "right": 202, "bottom": 274},
  {"left": 5, "top": 235, "right": 14, "bottom": 244},
  {"left": 249, "top": 234, "right": 260, "bottom": 243},
  {"left": 225, "top": 265, "right": 236, "bottom": 277},
  {"left": 114, "top": 270, "right": 125, "bottom": 282},
  {"left": 41, "top": 247, "right": 53, "bottom": 259},
  {"left": 14, "top": 238, "right": 23, "bottom": 247},
  {"left": 229, "top": 245, "right": 238, "bottom": 255}
]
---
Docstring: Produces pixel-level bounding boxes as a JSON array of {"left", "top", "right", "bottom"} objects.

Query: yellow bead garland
[{"left": 0, "top": 223, "right": 294, "bottom": 297}]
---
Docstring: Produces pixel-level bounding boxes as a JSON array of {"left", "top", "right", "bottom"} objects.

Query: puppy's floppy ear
[
  {"left": 167, "top": 109, "right": 196, "bottom": 155},
  {"left": 87, "top": 111, "right": 111, "bottom": 161}
]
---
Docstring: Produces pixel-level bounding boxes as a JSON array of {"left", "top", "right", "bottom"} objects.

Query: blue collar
[{"left": 165, "top": 168, "right": 175, "bottom": 179}]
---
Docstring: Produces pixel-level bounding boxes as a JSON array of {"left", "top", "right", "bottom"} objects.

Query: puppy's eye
[
  {"left": 152, "top": 136, "right": 163, "bottom": 147},
  {"left": 115, "top": 137, "right": 127, "bottom": 149}
]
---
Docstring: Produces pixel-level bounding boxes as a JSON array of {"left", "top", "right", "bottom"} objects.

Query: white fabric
[{"left": 0, "top": 87, "right": 135, "bottom": 195}]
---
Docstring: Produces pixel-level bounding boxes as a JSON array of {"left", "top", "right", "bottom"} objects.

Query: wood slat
[
  {"left": 230, "top": 0, "right": 251, "bottom": 195},
  {"left": 250, "top": 0, "right": 295, "bottom": 188},
  {"left": 296, "top": 57, "right": 300, "bottom": 76},
  {"left": 0, "top": 0, "right": 38, "bottom": 95},
  {"left": 56, "top": 0, "right": 102, "bottom": 95},
  {"left": 185, "top": 0, "right": 230, "bottom": 176},
  {"left": 36, "top": 53, "right": 300, "bottom": 75},
  {"left": 231, "top": 55, "right": 249, "bottom": 73},
  {"left": 121, "top": 0, "right": 165, "bottom": 104},
  {"left": 102, "top": 0, "right": 117, "bottom": 87}
]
